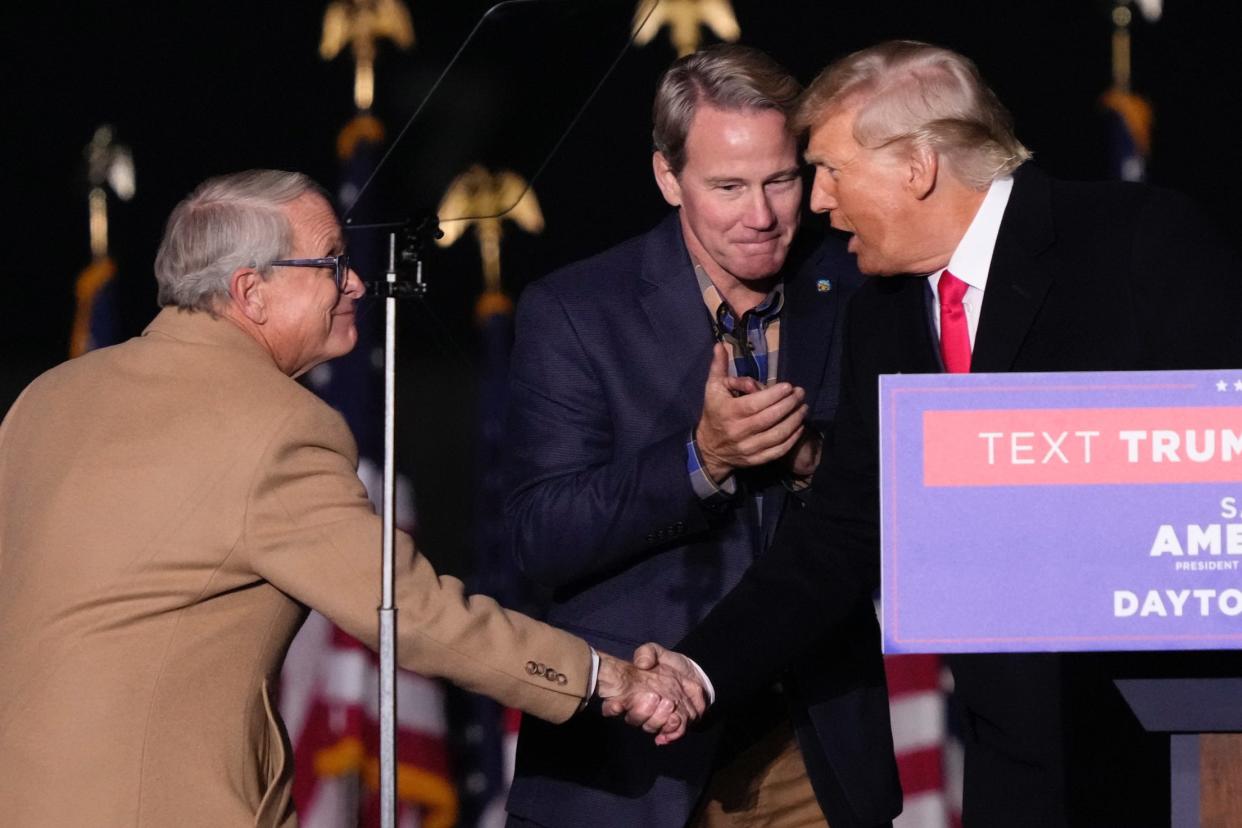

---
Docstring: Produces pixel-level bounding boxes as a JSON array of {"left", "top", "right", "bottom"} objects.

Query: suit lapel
[
  {"left": 897, "top": 277, "right": 942, "bottom": 373},
  {"left": 972, "top": 165, "right": 1057, "bottom": 373},
  {"left": 761, "top": 240, "right": 844, "bottom": 547},
  {"left": 780, "top": 240, "right": 839, "bottom": 409},
  {"left": 637, "top": 214, "right": 716, "bottom": 419},
  {"left": 638, "top": 214, "right": 772, "bottom": 558}
]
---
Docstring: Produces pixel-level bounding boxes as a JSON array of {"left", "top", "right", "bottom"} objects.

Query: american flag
[
  {"left": 281, "top": 597, "right": 455, "bottom": 828},
  {"left": 885, "top": 651, "right": 962, "bottom": 826}
]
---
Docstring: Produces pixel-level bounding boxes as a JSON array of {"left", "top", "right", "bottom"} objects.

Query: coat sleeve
[
  {"left": 504, "top": 279, "right": 714, "bottom": 588},
  {"left": 244, "top": 397, "right": 591, "bottom": 723}
]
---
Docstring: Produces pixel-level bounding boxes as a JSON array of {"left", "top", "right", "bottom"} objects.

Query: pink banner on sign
[{"left": 923, "top": 406, "right": 1242, "bottom": 486}]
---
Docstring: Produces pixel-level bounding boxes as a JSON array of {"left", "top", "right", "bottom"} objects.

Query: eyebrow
[
  {"left": 704, "top": 166, "right": 803, "bottom": 186},
  {"left": 323, "top": 233, "right": 345, "bottom": 256},
  {"left": 766, "top": 166, "right": 802, "bottom": 181}
]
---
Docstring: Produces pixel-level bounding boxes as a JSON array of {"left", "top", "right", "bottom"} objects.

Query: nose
[
  {"left": 342, "top": 266, "right": 365, "bottom": 299},
  {"left": 809, "top": 169, "right": 837, "bottom": 215},
  {"left": 742, "top": 189, "right": 777, "bottom": 230}
]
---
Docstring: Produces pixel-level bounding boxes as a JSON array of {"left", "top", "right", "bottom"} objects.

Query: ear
[
  {"left": 907, "top": 144, "right": 939, "bottom": 200},
  {"left": 652, "top": 151, "right": 683, "bottom": 208},
  {"left": 227, "top": 266, "right": 268, "bottom": 324}
]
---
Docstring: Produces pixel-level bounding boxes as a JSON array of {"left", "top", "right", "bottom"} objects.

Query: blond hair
[{"left": 796, "top": 41, "right": 1031, "bottom": 189}]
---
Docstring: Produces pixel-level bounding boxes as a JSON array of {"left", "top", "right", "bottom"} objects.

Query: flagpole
[{"left": 1111, "top": 2, "right": 1132, "bottom": 91}]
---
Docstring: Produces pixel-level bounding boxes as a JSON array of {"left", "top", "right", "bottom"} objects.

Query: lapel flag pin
[{"left": 816, "top": 278, "right": 832, "bottom": 293}]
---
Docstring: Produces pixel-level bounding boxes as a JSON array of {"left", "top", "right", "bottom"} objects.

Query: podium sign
[{"left": 880, "top": 370, "right": 1242, "bottom": 654}]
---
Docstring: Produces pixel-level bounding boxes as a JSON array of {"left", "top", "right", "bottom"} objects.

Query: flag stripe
[
  {"left": 313, "top": 646, "right": 448, "bottom": 735},
  {"left": 895, "top": 745, "right": 944, "bottom": 796},
  {"left": 886, "top": 653, "right": 942, "bottom": 696},
  {"left": 896, "top": 791, "right": 950, "bottom": 828},
  {"left": 889, "top": 691, "right": 943, "bottom": 753}
]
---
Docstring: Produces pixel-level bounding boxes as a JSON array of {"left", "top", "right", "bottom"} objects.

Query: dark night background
[{"left": 4, "top": 0, "right": 1241, "bottom": 576}]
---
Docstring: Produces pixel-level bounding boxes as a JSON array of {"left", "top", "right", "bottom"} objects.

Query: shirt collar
[
  {"left": 692, "top": 262, "right": 784, "bottom": 325},
  {"left": 938, "top": 175, "right": 1014, "bottom": 293}
]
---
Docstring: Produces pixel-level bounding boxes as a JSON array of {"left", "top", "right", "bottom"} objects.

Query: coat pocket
[{"left": 254, "top": 678, "right": 295, "bottom": 827}]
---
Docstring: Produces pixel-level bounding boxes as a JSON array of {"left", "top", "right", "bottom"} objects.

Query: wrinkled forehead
[{"left": 285, "top": 192, "right": 343, "bottom": 252}]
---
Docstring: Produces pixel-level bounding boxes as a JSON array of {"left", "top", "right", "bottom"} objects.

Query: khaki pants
[{"left": 690, "top": 716, "right": 828, "bottom": 828}]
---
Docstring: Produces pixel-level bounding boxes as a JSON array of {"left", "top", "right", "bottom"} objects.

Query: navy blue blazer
[
  {"left": 502, "top": 213, "right": 899, "bottom": 828},
  {"left": 678, "top": 164, "right": 1242, "bottom": 827}
]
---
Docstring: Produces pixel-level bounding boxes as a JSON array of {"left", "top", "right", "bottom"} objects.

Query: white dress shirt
[{"left": 927, "top": 176, "right": 1014, "bottom": 349}]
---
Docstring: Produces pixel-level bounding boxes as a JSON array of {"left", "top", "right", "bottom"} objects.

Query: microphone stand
[{"left": 360, "top": 214, "right": 439, "bottom": 828}]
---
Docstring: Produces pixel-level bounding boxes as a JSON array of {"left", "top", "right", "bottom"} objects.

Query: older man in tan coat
[{"left": 0, "top": 171, "right": 703, "bottom": 827}]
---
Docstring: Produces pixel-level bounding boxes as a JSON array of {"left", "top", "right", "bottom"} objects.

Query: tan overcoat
[{"left": 0, "top": 308, "right": 589, "bottom": 826}]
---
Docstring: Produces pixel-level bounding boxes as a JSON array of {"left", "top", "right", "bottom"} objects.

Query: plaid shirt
[{"left": 686, "top": 264, "right": 784, "bottom": 504}]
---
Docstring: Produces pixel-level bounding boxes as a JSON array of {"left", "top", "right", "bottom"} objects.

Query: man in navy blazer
[
  {"left": 642, "top": 41, "right": 1242, "bottom": 827},
  {"left": 503, "top": 45, "right": 900, "bottom": 828}
]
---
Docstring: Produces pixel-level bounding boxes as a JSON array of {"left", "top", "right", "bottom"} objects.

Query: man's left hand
[
  {"left": 723, "top": 376, "right": 822, "bottom": 480},
  {"left": 786, "top": 429, "right": 823, "bottom": 479}
]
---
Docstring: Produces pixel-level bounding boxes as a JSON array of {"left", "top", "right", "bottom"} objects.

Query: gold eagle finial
[
  {"left": 435, "top": 166, "right": 544, "bottom": 320},
  {"left": 321, "top": 0, "right": 415, "bottom": 109},
  {"left": 632, "top": 0, "right": 740, "bottom": 57},
  {"left": 85, "top": 125, "right": 135, "bottom": 260}
]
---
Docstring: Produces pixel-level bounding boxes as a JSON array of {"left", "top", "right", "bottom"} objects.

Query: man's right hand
[
  {"left": 695, "top": 343, "right": 807, "bottom": 484},
  {"left": 629, "top": 642, "right": 711, "bottom": 746},
  {"left": 596, "top": 651, "right": 708, "bottom": 743}
]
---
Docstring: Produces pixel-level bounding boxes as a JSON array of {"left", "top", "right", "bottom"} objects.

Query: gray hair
[
  {"left": 653, "top": 43, "right": 801, "bottom": 176},
  {"left": 153, "top": 170, "right": 325, "bottom": 311},
  {"left": 795, "top": 41, "right": 1032, "bottom": 189}
]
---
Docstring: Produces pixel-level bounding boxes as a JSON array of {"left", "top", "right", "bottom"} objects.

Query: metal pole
[{"left": 378, "top": 231, "right": 399, "bottom": 828}]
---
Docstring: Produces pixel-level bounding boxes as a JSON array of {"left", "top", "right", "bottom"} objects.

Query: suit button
[
  {"left": 525, "top": 661, "right": 538, "bottom": 675},
  {"left": 545, "top": 669, "right": 559, "bottom": 682},
  {"left": 556, "top": 674, "right": 568, "bottom": 686}
]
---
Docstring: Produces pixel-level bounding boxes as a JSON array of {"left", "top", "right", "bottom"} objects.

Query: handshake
[{"left": 594, "top": 644, "right": 709, "bottom": 745}]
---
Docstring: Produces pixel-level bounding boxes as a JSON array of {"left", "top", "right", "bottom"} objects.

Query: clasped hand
[
  {"left": 695, "top": 343, "right": 808, "bottom": 484},
  {"left": 596, "top": 644, "right": 707, "bottom": 746}
]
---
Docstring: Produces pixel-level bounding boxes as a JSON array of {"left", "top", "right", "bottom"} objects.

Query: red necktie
[{"left": 938, "top": 270, "right": 971, "bottom": 374}]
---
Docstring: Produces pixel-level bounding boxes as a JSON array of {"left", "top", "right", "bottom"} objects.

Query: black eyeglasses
[{"left": 267, "top": 254, "right": 351, "bottom": 292}]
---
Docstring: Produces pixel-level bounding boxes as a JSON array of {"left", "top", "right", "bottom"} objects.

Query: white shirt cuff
[
  {"left": 582, "top": 647, "right": 601, "bottom": 710},
  {"left": 684, "top": 655, "right": 716, "bottom": 707}
]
